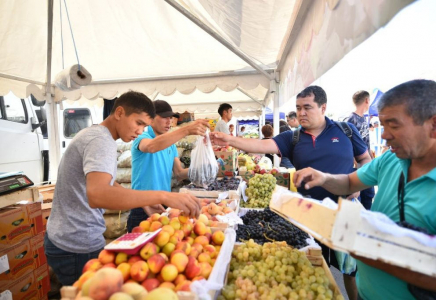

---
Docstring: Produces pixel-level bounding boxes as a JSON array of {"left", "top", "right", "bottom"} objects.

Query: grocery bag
[
  {"left": 334, "top": 250, "right": 357, "bottom": 275},
  {"left": 188, "top": 131, "right": 218, "bottom": 187}
]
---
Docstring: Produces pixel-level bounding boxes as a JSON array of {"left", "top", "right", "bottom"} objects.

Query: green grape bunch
[
  {"left": 242, "top": 174, "right": 277, "bottom": 208},
  {"left": 218, "top": 240, "right": 344, "bottom": 300}
]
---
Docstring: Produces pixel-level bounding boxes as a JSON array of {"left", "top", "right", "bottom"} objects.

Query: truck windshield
[{"left": 63, "top": 108, "right": 92, "bottom": 138}]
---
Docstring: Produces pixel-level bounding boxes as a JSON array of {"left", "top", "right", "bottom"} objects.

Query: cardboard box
[
  {"left": 0, "top": 264, "right": 50, "bottom": 300},
  {"left": 0, "top": 202, "right": 43, "bottom": 249},
  {"left": 214, "top": 150, "right": 238, "bottom": 177},
  {"left": 41, "top": 208, "right": 51, "bottom": 232},
  {"left": 270, "top": 195, "right": 436, "bottom": 280},
  {"left": 0, "top": 187, "right": 40, "bottom": 211},
  {"left": 0, "top": 232, "right": 47, "bottom": 281},
  {"left": 239, "top": 170, "right": 290, "bottom": 188},
  {"left": 177, "top": 112, "right": 195, "bottom": 124},
  {"left": 38, "top": 185, "right": 55, "bottom": 203}
]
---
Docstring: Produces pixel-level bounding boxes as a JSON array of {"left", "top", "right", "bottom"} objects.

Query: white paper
[
  {"left": 0, "top": 254, "right": 9, "bottom": 275},
  {"left": 361, "top": 210, "right": 436, "bottom": 248},
  {"left": 190, "top": 228, "right": 236, "bottom": 299},
  {"left": 216, "top": 211, "right": 243, "bottom": 226},
  {"left": 216, "top": 192, "right": 229, "bottom": 202},
  {"left": 240, "top": 181, "right": 248, "bottom": 202},
  {"left": 0, "top": 290, "right": 12, "bottom": 300}
]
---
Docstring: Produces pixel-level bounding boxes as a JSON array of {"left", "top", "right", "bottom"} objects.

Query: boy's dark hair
[
  {"left": 261, "top": 124, "right": 273, "bottom": 138},
  {"left": 297, "top": 86, "right": 327, "bottom": 107},
  {"left": 218, "top": 103, "right": 232, "bottom": 117},
  {"left": 241, "top": 126, "right": 245, "bottom": 130},
  {"left": 111, "top": 91, "right": 156, "bottom": 118},
  {"left": 352, "top": 90, "right": 370, "bottom": 106}
]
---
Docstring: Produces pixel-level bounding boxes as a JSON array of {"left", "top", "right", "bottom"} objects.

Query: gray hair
[{"left": 377, "top": 79, "right": 436, "bottom": 125}]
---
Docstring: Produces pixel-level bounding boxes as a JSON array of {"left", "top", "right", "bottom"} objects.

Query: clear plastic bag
[{"left": 188, "top": 131, "right": 218, "bottom": 187}]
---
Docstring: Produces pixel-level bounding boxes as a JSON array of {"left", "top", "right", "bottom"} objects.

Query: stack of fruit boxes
[{"left": 0, "top": 191, "right": 50, "bottom": 300}]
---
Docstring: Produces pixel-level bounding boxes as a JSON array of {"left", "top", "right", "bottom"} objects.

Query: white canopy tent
[{"left": 0, "top": 0, "right": 412, "bottom": 178}]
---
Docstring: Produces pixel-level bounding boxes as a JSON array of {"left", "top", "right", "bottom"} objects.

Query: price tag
[
  {"left": 0, "top": 290, "right": 12, "bottom": 300},
  {"left": 0, "top": 255, "right": 10, "bottom": 274}
]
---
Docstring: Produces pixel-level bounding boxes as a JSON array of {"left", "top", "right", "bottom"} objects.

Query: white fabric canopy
[
  {"left": 0, "top": 0, "right": 411, "bottom": 105},
  {"left": 0, "top": 0, "right": 412, "bottom": 178}
]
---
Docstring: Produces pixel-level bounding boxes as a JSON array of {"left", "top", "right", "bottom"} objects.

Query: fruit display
[
  {"left": 74, "top": 213, "right": 226, "bottom": 297},
  {"left": 236, "top": 208, "right": 309, "bottom": 248},
  {"left": 218, "top": 240, "right": 343, "bottom": 300},
  {"left": 214, "top": 146, "right": 235, "bottom": 152},
  {"left": 198, "top": 199, "right": 237, "bottom": 220},
  {"left": 184, "top": 176, "right": 241, "bottom": 191},
  {"left": 166, "top": 205, "right": 233, "bottom": 225},
  {"left": 241, "top": 174, "right": 276, "bottom": 208}
]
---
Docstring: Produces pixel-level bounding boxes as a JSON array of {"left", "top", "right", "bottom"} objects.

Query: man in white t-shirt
[
  {"left": 44, "top": 92, "right": 202, "bottom": 286},
  {"left": 214, "top": 103, "right": 233, "bottom": 134}
]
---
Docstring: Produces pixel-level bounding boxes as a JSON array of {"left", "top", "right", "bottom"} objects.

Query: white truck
[{"left": 0, "top": 92, "right": 102, "bottom": 184}]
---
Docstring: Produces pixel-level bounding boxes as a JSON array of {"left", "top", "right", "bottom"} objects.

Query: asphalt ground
[{"left": 331, "top": 266, "right": 350, "bottom": 300}]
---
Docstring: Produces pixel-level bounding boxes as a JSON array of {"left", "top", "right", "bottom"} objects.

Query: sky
[{"left": 280, "top": 0, "right": 436, "bottom": 119}]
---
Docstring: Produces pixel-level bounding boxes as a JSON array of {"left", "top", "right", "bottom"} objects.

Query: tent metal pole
[
  {"left": 151, "top": 91, "right": 159, "bottom": 101},
  {"left": 164, "top": 0, "right": 274, "bottom": 81},
  {"left": 260, "top": 106, "right": 266, "bottom": 140},
  {"left": 172, "top": 100, "right": 259, "bottom": 106},
  {"left": 272, "top": 81, "right": 280, "bottom": 167},
  {"left": 236, "top": 87, "right": 264, "bottom": 107},
  {"left": 0, "top": 73, "right": 45, "bottom": 85},
  {"left": 45, "top": 0, "right": 60, "bottom": 181},
  {"left": 87, "top": 69, "right": 273, "bottom": 85}
]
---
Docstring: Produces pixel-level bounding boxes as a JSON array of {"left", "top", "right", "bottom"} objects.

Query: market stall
[
  {"left": 0, "top": 0, "right": 411, "bottom": 181},
  {"left": 0, "top": 1, "right": 421, "bottom": 299},
  {"left": 2, "top": 159, "right": 435, "bottom": 300}
]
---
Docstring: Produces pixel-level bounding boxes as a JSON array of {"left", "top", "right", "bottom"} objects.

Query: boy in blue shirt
[{"left": 129, "top": 100, "right": 209, "bottom": 231}]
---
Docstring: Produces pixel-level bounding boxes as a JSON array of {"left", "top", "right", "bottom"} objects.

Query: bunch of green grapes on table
[
  {"left": 242, "top": 174, "right": 277, "bottom": 208},
  {"left": 218, "top": 240, "right": 343, "bottom": 300}
]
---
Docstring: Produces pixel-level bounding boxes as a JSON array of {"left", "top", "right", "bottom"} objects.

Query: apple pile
[{"left": 74, "top": 212, "right": 226, "bottom": 297}]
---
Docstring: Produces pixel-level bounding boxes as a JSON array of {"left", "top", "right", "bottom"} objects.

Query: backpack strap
[
  {"left": 290, "top": 128, "right": 301, "bottom": 165},
  {"left": 334, "top": 121, "right": 353, "bottom": 139},
  {"left": 292, "top": 128, "right": 300, "bottom": 146}
]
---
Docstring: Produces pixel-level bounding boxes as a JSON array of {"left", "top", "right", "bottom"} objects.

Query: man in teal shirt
[
  {"left": 129, "top": 100, "right": 209, "bottom": 231},
  {"left": 293, "top": 79, "right": 436, "bottom": 299}
]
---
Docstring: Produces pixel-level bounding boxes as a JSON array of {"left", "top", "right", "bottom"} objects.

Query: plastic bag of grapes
[{"left": 188, "top": 130, "right": 218, "bottom": 187}]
